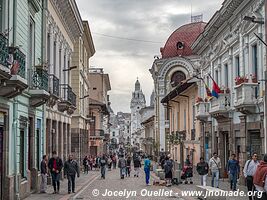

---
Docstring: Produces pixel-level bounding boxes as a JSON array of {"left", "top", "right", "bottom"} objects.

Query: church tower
[{"left": 130, "top": 79, "right": 146, "bottom": 146}]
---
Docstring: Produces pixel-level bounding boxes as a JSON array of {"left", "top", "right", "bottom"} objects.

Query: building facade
[
  {"left": 150, "top": 21, "right": 205, "bottom": 162},
  {"left": 71, "top": 21, "right": 95, "bottom": 163},
  {"left": 0, "top": 0, "right": 49, "bottom": 199},
  {"left": 130, "top": 79, "right": 146, "bottom": 148},
  {"left": 45, "top": 0, "right": 82, "bottom": 165},
  {"left": 192, "top": 0, "right": 265, "bottom": 178},
  {"left": 88, "top": 68, "right": 111, "bottom": 156}
]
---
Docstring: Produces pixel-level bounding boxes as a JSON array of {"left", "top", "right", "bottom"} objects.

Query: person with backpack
[
  {"left": 144, "top": 155, "right": 151, "bottom": 186},
  {"left": 118, "top": 155, "right": 126, "bottom": 179},
  {"left": 243, "top": 153, "right": 259, "bottom": 200},
  {"left": 253, "top": 153, "right": 267, "bottom": 200},
  {"left": 164, "top": 155, "right": 173, "bottom": 187},
  {"left": 197, "top": 157, "right": 209, "bottom": 186},
  {"left": 100, "top": 154, "right": 107, "bottom": 179},
  {"left": 133, "top": 156, "right": 141, "bottom": 177},
  {"left": 64, "top": 154, "right": 80, "bottom": 194},
  {"left": 227, "top": 153, "right": 240, "bottom": 191},
  {"left": 48, "top": 151, "right": 63, "bottom": 194},
  {"left": 209, "top": 152, "right": 221, "bottom": 188}
]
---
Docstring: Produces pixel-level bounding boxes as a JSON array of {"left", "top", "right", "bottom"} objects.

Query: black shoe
[
  {"left": 190, "top": 181, "right": 193, "bottom": 184},
  {"left": 185, "top": 181, "right": 188, "bottom": 184},
  {"left": 68, "top": 191, "right": 71, "bottom": 194},
  {"left": 72, "top": 191, "right": 75, "bottom": 193},
  {"left": 53, "top": 191, "right": 57, "bottom": 194}
]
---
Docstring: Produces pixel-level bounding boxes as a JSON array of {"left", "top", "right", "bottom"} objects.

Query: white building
[{"left": 130, "top": 79, "right": 146, "bottom": 147}]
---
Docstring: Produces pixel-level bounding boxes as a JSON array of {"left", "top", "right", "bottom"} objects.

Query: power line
[{"left": 92, "top": 32, "right": 163, "bottom": 44}]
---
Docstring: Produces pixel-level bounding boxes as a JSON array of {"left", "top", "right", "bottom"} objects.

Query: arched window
[{"left": 171, "top": 71, "right": 186, "bottom": 87}]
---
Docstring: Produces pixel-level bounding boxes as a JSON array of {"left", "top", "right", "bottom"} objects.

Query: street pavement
[{"left": 25, "top": 167, "right": 252, "bottom": 200}]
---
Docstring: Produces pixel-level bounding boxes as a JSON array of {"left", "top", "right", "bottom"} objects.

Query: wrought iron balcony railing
[
  {"left": 60, "top": 84, "right": 76, "bottom": 106},
  {"left": 30, "top": 68, "right": 49, "bottom": 91},
  {"left": 49, "top": 74, "right": 60, "bottom": 97},
  {"left": 0, "top": 33, "right": 8, "bottom": 68}
]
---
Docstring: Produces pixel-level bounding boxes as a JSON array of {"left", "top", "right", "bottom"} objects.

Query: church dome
[{"left": 160, "top": 22, "right": 206, "bottom": 59}]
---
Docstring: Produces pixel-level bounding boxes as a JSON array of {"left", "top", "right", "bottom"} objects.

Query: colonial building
[
  {"left": 88, "top": 68, "right": 111, "bottom": 156},
  {"left": 150, "top": 21, "right": 206, "bottom": 167},
  {"left": 192, "top": 0, "right": 265, "bottom": 178},
  {"left": 45, "top": 0, "right": 82, "bottom": 165},
  {"left": 130, "top": 79, "right": 146, "bottom": 148},
  {"left": 71, "top": 21, "right": 95, "bottom": 163},
  {"left": 0, "top": 0, "right": 49, "bottom": 199},
  {"left": 140, "top": 91, "right": 155, "bottom": 155},
  {"left": 116, "top": 112, "right": 131, "bottom": 145}
]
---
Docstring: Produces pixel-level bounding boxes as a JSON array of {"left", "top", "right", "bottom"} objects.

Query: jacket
[
  {"left": 48, "top": 157, "right": 63, "bottom": 173},
  {"left": 253, "top": 161, "right": 267, "bottom": 187},
  {"left": 164, "top": 160, "right": 173, "bottom": 174},
  {"left": 126, "top": 159, "right": 131, "bottom": 167},
  {"left": 197, "top": 161, "right": 209, "bottom": 175},
  {"left": 227, "top": 159, "right": 240, "bottom": 174},
  {"left": 209, "top": 157, "right": 221, "bottom": 172},
  {"left": 41, "top": 160, "right": 47, "bottom": 174},
  {"left": 133, "top": 159, "right": 141, "bottom": 168},
  {"left": 118, "top": 158, "right": 126, "bottom": 168},
  {"left": 64, "top": 159, "right": 80, "bottom": 176}
]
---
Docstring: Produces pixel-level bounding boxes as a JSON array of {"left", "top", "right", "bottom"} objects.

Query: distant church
[{"left": 130, "top": 79, "right": 146, "bottom": 146}]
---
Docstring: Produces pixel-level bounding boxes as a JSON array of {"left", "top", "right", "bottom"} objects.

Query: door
[
  {"left": 0, "top": 127, "right": 3, "bottom": 200},
  {"left": 249, "top": 132, "right": 262, "bottom": 159},
  {"left": 222, "top": 132, "right": 230, "bottom": 178}
]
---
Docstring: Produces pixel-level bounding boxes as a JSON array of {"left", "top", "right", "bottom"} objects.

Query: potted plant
[
  {"left": 226, "top": 87, "right": 230, "bottom": 93},
  {"left": 196, "top": 97, "right": 204, "bottom": 103},
  {"left": 235, "top": 76, "right": 249, "bottom": 85}
]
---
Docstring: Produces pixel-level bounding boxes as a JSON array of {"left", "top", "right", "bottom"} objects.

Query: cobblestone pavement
[
  {"left": 25, "top": 170, "right": 99, "bottom": 200},
  {"left": 72, "top": 168, "right": 183, "bottom": 200}
]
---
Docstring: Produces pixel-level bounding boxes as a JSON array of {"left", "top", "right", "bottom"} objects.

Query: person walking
[
  {"left": 89, "top": 156, "right": 93, "bottom": 171},
  {"left": 196, "top": 157, "right": 209, "bottom": 186},
  {"left": 253, "top": 153, "right": 267, "bottom": 200},
  {"left": 133, "top": 156, "right": 141, "bottom": 177},
  {"left": 40, "top": 155, "right": 48, "bottom": 193},
  {"left": 48, "top": 151, "right": 63, "bottom": 194},
  {"left": 227, "top": 154, "right": 240, "bottom": 191},
  {"left": 100, "top": 154, "right": 107, "bottom": 179},
  {"left": 164, "top": 155, "right": 173, "bottom": 187},
  {"left": 144, "top": 155, "right": 151, "bottom": 186},
  {"left": 107, "top": 156, "right": 112, "bottom": 171},
  {"left": 64, "top": 154, "right": 80, "bottom": 194},
  {"left": 183, "top": 156, "right": 193, "bottom": 184},
  {"left": 126, "top": 156, "right": 131, "bottom": 177},
  {"left": 209, "top": 152, "right": 221, "bottom": 188},
  {"left": 243, "top": 153, "right": 259, "bottom": 200},
  {"left": 83, "top": 156, "right": 89, "bottom": 174},
  {"left": 118, "top": 155, "right": 126, "bottom": 179},
  {"left": 112, "top": 154, "right": 117, "bottom": 169},
  {"left": 95, "top": 155, "right": 101, "bottom": 170}
]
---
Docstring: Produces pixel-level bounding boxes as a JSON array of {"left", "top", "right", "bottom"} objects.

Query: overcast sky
[{"left": 76, "top": 0, "right": 224, "bottom": 114}]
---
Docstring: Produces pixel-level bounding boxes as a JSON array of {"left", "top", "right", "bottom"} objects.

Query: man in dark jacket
[
  {"left": 133, "top": 156, "right": 141, "bottom": 177},
  {"left": 48, "top": 151, "right": 63, "bottom": 194},
  {"left": 227, "top": 154, "right": 240, "bottom": 191},
  {"left": 40, "top": 155, "right": 48, "bottom": 193},
  {"left": 100, "top": 154, "right": 107, "bottom": 179},
  {"left": 197, "top": 157, "right": 209, "bottom": 186},
  {"left": 64, "top": 154, "right": 80, "bottom": 194}
]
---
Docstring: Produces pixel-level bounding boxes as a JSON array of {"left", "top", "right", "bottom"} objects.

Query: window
[
  {"left": 171, "top": 71, "right": 186, "bottom": 87},
  {"left": 93, "top": 87, "right": 97, "bottom": 90},
  {"left": 235, "top": 56, "right": 240, "bottom": 77},
  {"left": 113, "top": 132, "right": 115, "bottom": 137},
  {"left": 59, "top": 49, "right": 61, "bottom": 79},
  {"left": 36, "top": 128, "right": 40, "bottom": 170},
  {"left": 53, "top": 41, "right": 57, "bottom": 75},
  {"left": 29, "top": 18, "right": 35, "bottom": 80},
  {"left": 224, "top": 64, "right": 228, "bottom": 87},
  {"left": 252, "top": 45, "right": 258, "bottom": 76},
  {"left": 47, "top": 34, "right": 51, "bottom": 73},
  {"left": 20, "top": 130, "right": 25, "bottom": 178},
  {"left": 215, "top": 70, "right": 219, "bottom": 85}
]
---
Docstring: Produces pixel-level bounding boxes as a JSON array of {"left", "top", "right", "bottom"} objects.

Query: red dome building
[{"left": 160, "top": 22, "right": 206, "bottom": 58}]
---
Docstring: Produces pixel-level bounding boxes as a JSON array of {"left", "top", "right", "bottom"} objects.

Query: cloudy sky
[{"left": 76, "top": 0, "right": 224, "bottom": 113}]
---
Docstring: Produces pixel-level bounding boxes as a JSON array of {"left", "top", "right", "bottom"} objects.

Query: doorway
[
  {"left": 221, "top": 132, "right": 230, "bottom": 177},
  {"left": 249, "top": 132, "right": 262, "bottom": 159}
]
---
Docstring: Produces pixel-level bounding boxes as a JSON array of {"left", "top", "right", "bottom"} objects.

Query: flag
[
  {"left": 203, "top": 82, "right": 213, "bottom": 101},
  {"left": 208, "top": 74, "right": 221, "bottom": 98}
]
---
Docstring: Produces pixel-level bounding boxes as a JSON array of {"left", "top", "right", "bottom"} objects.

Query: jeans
[
  {"left": 211, "top": 170, "right": 219, "bottom": 188},
  {"left": 200, "top": 174, "right": 207, "bottom": 186},
  {"left": 134, "top": 167, "right": 140, "bottom": 177},
  {"left": 113, "top": 162, "right": 116, "bottom": 169},
  {"left": 120, "top": 167, "right": 126, "bottom": 177},
  {"left": 101, "top": 166, "right": 106, "bottom": 178},
  {"left": 67, "top": 174, "right": 75, "bottom": 192},
  {"left": 144, "top": 168, "right": 150, "bottom": 184},
  {"left": 246, "top": 176, "right": 254, "bottom": 200},
  {"left": 84, "top": 165, "right": 89, "bottom": 174},
  {"left": 229, "top": 173, "right": 237, "bottom": 190},
  {"left": 126, "top": 167, "right": 131, "bottom": 177},
  {"left": 40, "top": 173, "right": 47, "bottom": 192},
  {"left": 51, "top": 172, "right": 60, "bottom": 192}
]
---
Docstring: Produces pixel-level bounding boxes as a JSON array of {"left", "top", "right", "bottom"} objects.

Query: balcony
[
  {"left": 0, "top": 47, "right": 28, "bottom": 98},
  {"left": 0, "top": 33, "right": 11, "bottom": 81},
  {"left": 89, "top": 129, "right": 105, "bottom": 140},
  {"left": 209, "top": 93, "right": 231, "bottom": 119},
  {"left": 58, "top": 84, "right": 76, "bottom": 114},
  {"left": 47, "top": 74, "right": 60, "bottom": 107},
  {"left": 29, "top": 68, "right": 50, "bottom": 107},
  {"left": 234, "top": 83, "right": 258, "bottom": 114},
  {"left": 195, "top": 102, "right": 210, "bottom": 121}
]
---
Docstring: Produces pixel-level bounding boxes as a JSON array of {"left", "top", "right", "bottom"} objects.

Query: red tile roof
[{"left": 161, "top": 22, "right": 206, "bottom": 58}]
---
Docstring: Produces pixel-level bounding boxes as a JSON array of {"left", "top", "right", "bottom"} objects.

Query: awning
[{"left": 161, "top": 82, "right": 195, "bottom": 103}]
